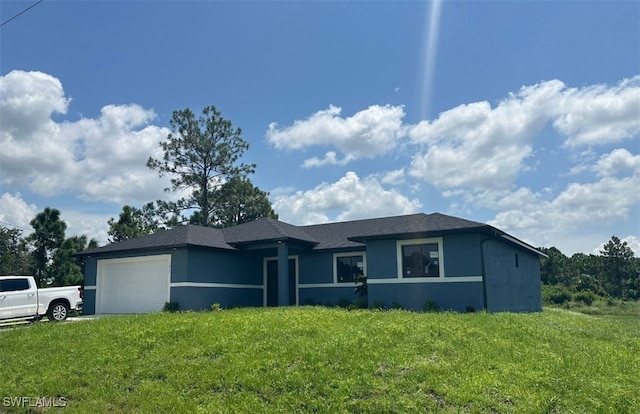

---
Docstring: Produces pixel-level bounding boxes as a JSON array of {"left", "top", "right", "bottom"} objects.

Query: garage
[{"left": 96, "top": 255, "right": 171, "bottom": 314}]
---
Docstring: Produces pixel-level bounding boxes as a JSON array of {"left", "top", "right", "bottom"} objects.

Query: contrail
[{"left": 419, "top": 0, "right": 443, "bottom": 121}]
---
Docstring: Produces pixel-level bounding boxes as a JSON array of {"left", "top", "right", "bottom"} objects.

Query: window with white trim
[
  {"left": 334, "top": 253, "right": 365, "bottom": 283},
  {"left": 398, "top": 238, "right": 443, "bottom": 278}
]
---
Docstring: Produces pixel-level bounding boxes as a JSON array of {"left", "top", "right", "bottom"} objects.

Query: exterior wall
[
  {"left": 298, "top": 252, "right": 333, "bottom": 284},
  {"left": 368, "top": 282, "right": 484, "bottom": 311},
  {"left": 298, "top": 286, "right": 361, "bottom": 306},
  {"left": 177, "top": 247, "right": 263, "bottom": 285},
  {"left": 442, "top": 234, "right": 483, "bottom": 276},
  {"left": 297, "top": 250, "right": 365, "bottom": 306},
  {"left": 364, "top": 234, "right": 485, "bottom": 311},
  {"left": 366, "top": 240, "right": 397, "bottom": 279},
  {"left": 483, "top": 239, "right": 542, "bottom": 312},
  {"left": 170, "top": 247, "right": 264, "bottom": 311},
  {"left": 170, "top": 286, "right": 263, "bottom": 310}
]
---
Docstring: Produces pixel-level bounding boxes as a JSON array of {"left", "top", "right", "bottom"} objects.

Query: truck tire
[{"left": 47, "top": 301, "right": 69, "bottom": 322}]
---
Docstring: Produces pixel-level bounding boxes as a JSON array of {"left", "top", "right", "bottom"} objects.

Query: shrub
[
  {"left": 353, "top": 297, "right": 368, "bottom": 309},
  {"left": 371, "top": 300, "right": 385, "bottom": 310},
  {"left": 354, "top": 274, "right": 368, "bottom": 298},
  {"left": 162, "top": 302, "right": 179, "bottom": 313},
  {"left": 337, "top": 298, "right": 351, "bottom": 308},
  {"left": 210, "top": 303, "right": 223, "bottom": 312},
  {"left": 542, "top": 285, "right": 572, "bottom": 305},
  {"left": 423, "top": 300, "right": 440, "bottom": 313},
  {"left": 465, "top": 305, "right": 476, "bottom": 313},
  {"left": 573, "top": 291, "right": 596, "bottom": 306}
]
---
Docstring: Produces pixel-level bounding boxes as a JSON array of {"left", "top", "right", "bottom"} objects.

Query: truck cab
[{"left": 0, "top": 276, "right": 83, "bottom": 322}]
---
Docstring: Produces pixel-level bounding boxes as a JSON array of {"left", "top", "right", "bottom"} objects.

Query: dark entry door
[{"left": 266, "top": 258, "right": 296, "bottom": 306}]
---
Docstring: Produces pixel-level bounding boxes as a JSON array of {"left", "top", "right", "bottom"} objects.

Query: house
[{"left": 79, "top": 213, "right": 545, "bottom": 314}]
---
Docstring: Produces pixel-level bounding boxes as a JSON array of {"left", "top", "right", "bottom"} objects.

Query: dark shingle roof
[
  {"left": 77, "top": 212, "right": 544, "bottom": 257},
  {"left": 78, "top": 225, "right": 234, "bottom": 255},
  {"left": 299, "top": 213, "right": 488, "bottom": 249},
  {"left": 223, "top": 217, "right": 317, "bottom": 245},
  {"left": 345, "top": 212, "right": 488, "bottom": 241}
]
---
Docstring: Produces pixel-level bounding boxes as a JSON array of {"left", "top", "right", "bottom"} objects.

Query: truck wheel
[{"left": 47, "top": 302, "right": 69, "bottom": 322}]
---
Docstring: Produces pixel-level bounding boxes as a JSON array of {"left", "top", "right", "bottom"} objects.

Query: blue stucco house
[{"left": 79, "top": 213, "right": 544, "bottom": 314}]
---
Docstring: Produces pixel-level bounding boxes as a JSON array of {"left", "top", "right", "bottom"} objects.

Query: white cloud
[
  {"left": 486, "top": 173, "right": 640, "bottom": 251},
  {"left": 266, "top": 104, "right": 406, "bottom": 164},
  {"left": 0, "top": 192, "right": 113, "bottom": 245},
  {"left": 0, "top": 70, "right": 173, "bottom": 204},
  {"left": 302, "top": 151, "right": 343, "bottom": 168},
  {"left": 0, "top": 192, "right": 38, "bottom": 233},
  {"left": 555, "top": 76, "right": 640, "bottom": 147},
  {"left": 380, "top": 168, "right": 406, "bottom": 185},
  {"left": 594, "top": 148, "right": 640, "bottom": 177},
  {"left": 272, "top": 171, "right": 422, "bottom": 225},
  {"left": 408, "top": 80, "right": 563, "bottom": 190},
  {"left": 407, "top": 77, "right": 640, "bottom": 191}
]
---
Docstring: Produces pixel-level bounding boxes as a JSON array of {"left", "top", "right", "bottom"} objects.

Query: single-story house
[{"left": 79, "top": 212, "right": 545, "bottom": 314}]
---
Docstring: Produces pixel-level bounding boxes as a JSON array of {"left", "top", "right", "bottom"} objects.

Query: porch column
[{"left": 277, "top": 242, "right": 289, "bottom": 306}]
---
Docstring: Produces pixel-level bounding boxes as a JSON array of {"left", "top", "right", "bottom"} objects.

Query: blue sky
[{"left": 1, "top": 0, "right": 639, "bottom": 255}]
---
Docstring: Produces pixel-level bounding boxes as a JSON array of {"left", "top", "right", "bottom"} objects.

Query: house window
[
  {"left": 334, "top": 254, "right": 365, "bottom": 283},
  {"left": 398, "top": 238, "right": 443, "bottom": 278},
  {"left": 515, "top": 253, "right": 519, "bottom": 268}
]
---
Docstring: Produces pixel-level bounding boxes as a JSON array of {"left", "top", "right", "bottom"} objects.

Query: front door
[{"left": 266, "top": 258, "right": 297, "bottom": 306}]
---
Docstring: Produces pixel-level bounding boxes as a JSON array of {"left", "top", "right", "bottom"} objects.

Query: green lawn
[{"left": 1, "top": 307, "right": 638, "bottom": 413}]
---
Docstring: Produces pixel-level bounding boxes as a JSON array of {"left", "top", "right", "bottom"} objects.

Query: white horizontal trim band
[
  {"left": 170, "top": 282, "right": 263, "bottom": 289},
  {"left": 84, "top": 286, "right": 97, "bottom": 290},
  {"left": 368, "top": 276, "right": 482, "bottom": 284},
  {"left": 299, "top": 283, "right": 358, "bottom": 289}
]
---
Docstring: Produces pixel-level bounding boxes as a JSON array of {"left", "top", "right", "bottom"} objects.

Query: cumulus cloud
[
  {"left": 555, "top": 76, "right": 640, "bottom": 147},
  {"left": 594, "top": 148, "right": 640, "bottom": 177},
  {"left": 272, "top": 171, "right": 422, "bottom": 225},
  {"left": 486, "top": 173, "right": 640, "bottom": 251},
  {"left": 408, "top": 77, "right": 640, "bottom": 191},
  {"left": 408, "top": 80, "right": 560, "bottom": 190},
  {"left": 0, "top": 70, "right": 172, "bottom": 204},
  {"left": 266, "top": 104, "right": 406, "bottom": 163},
  {"left": 0, "top": 192, "right": 38, "bottom": 232},
  {"left": 380, "top": 169, "right": 406, "bottom": 185}
]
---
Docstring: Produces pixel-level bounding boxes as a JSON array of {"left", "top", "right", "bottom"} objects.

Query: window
[
  {"left": 0, "top": 278, "right": 30, "bottom": 292},
  {"left": 515, "top": 253, "right": 519, "bottom": 268},
  {"left": 335, "top": 254, "right": 364, "bottom": 283},
  {"left": 401, "top": 242, "right": 440, "bottom": 277}
]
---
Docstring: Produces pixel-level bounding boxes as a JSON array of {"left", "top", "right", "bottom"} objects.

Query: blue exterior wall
[
  {"left": 442, "top": 234, "right": 483, "bottom": 276},
  {"left": 366, "top": 240, "right": 397, "bottom": 279},
  {"left": 171, "top": 286, "right": 263, "bottom": 310},
  {"left": 368, "top": 282, "right": 484, "bottom": 311},
  {"left": 298, "top": 286, "right": 360, "bottom": 306},
  {"left": 483, "top": 239, "right": 542, "bottom": 312},
  {"left": 365, "top": 234, "right": 486, "bottom": 311},
  {"left": 176, "top": 247, "right": 263, "bottom": 285},
  {"left": 298, "top": 252, "right": 333, "bottom": 284},
  {"left": 296, "top": 250, "right": 366, "bottom": 306}
]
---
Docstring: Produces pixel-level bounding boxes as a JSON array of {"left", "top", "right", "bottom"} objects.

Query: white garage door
[{"left": 97, "top": 255, "right": 171, "bottom": 314}]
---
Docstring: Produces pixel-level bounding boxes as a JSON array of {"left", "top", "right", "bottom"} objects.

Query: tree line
[
  {"left": 539, "top": 236, "right": 640, "bottom": 302},
  {"left": 1, "top": 105, "right": 277, "bottom": 286}
]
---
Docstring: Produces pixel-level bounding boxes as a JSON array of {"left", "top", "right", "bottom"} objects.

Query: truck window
[{"left": 0, "top": 278, "right": 30, "bottom": 292}]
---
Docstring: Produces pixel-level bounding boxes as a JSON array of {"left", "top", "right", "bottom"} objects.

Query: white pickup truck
[{"left": 0, "top": 276, "right": 83, "bottom": 323}]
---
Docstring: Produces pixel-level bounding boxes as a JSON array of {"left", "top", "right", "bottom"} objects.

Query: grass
[{"left": 0, "top": 307, "right": 639, "bottom": 413}]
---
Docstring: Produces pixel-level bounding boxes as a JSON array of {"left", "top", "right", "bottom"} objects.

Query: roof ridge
[{"left": 300, "top": 212, "right": 428, "bottom": 229}]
